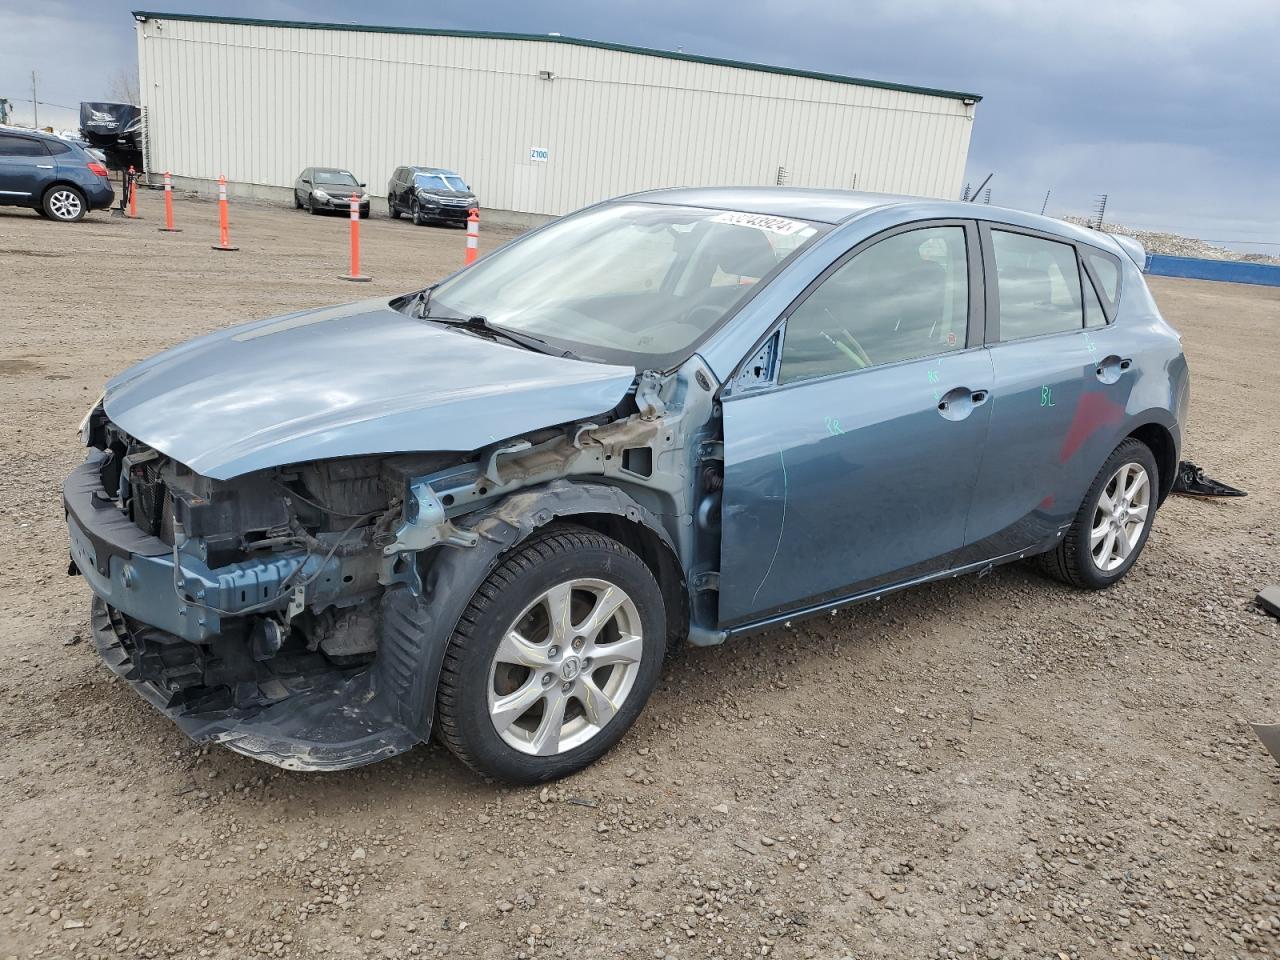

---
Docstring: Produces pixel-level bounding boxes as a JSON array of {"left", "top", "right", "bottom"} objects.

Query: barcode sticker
[{"left": 710, "top": 211, "right": 808, "bottom": 235}]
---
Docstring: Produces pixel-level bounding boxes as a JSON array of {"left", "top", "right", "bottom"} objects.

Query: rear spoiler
[{"left": 1108, "top": 233, "right": 1146, "bottom": 268}]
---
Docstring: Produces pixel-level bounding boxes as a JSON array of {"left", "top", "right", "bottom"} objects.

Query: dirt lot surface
[{"left": 1, "top": 195, "right": 1277, "bottom": 960}]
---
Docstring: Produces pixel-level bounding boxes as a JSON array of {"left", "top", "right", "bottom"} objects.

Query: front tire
[
  {"left": 436, "top": 526, "right": 667, "bottom": 784},
  {"left": 389, "top": 198, "right": 401, "bottom": 219},
  {"left": 1039, "top": 438, "right": 1159, "bottom": 589},
  {"left": 412, "top": 200, "right": 426, "bottom": 226},
  {"left": 43, "top": 185, "right": 86, "bottom": 222}
]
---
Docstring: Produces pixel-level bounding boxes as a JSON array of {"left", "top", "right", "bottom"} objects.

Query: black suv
[{"left": 387, "top": 166, "right": 477, "bottom": 225}]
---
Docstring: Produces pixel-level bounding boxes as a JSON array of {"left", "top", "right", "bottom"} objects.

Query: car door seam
[{"left": 749, "top": 449, "right": 788, "bottom": 608}]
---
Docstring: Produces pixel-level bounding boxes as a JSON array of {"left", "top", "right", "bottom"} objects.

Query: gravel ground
[{"left": 1, "top": 195, "right": 1277, "bottom": 960}]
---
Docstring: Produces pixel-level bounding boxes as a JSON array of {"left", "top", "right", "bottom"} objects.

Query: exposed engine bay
[
  {"left": 87, "top": 411, "right": 469, "bottom": 661},
  {"left": 67, "top": 359, "right": 721, "bottom": 769}
]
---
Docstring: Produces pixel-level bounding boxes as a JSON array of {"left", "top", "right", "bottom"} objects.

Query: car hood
[{"left": 103, "top": 299, "right": 636, "bottom": 480}]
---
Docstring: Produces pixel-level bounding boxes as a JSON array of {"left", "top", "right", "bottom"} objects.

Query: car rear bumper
[{"left": 85, "top": 181, "right": 115, "bottom": 210}]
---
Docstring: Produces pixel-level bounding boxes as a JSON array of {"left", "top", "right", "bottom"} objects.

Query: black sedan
[{"left": 293, "top": 167, "right": 370, "bottom": 216}]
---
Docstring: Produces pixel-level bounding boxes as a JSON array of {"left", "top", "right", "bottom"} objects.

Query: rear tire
[
  {"left": 436, "top": 526, "right": 667, "bottom": 784},
  {"left": 43, "top": 185, "right": 86, "bottom": 222},
  {"left": 1038, "top": 438, "right": 1159, "bottom": 590}
]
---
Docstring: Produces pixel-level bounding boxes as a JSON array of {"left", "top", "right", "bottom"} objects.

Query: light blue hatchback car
[{"left": 66, "top": 188, "right": 1188, "bottom": 782}]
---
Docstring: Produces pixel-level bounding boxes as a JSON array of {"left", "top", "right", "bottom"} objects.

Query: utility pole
[
  {"left": 31, "top": 70, "right": 37, "bottom": 128},
  {"left": 1040, "top": 190, "right": 1051, "bottom": 216}
]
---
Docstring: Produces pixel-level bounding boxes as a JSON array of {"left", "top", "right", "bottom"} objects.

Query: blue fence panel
[{"left": 1144, "top": 254, "right": 1280, "bottom": 287}]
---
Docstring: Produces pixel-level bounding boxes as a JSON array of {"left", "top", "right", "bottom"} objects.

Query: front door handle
[{"left": 36, "top": 164, "right": 54, "bottom": 169}]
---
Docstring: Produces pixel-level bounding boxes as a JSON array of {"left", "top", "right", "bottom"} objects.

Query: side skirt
[{"left": 722, "top": 535, "right": 1065, "bottom": 641}]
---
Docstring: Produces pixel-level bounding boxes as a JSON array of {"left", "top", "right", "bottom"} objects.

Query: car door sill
[{"left": 721, "top": 543, "right": 1049, "bottom": 640}]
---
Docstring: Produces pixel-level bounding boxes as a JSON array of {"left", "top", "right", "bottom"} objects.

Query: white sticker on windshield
[{"left": 710, "top": 211, "right": 807, "bottom": 235}]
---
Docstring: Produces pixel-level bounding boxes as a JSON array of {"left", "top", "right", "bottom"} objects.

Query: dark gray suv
[{"left": 0, "top": 129, "right": 115, "bottom": 221}]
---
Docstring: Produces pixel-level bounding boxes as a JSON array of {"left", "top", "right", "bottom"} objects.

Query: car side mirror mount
[
  {"left": 301, "top": 178, "right": 311, "bottom": 185},
  {"left": 359, "top": 181, "right": 366, "bottom": 188}
]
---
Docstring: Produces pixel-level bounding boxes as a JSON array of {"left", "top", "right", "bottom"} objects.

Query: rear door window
[
  {"left": 991, "top": 230, "right": 1082, "bottom": 341},
  {"left": 44, "top": 140, "right": 72, "bottom": 155}
]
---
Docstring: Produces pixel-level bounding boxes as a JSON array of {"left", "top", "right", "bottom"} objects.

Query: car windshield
[
  {"left": 429, "top": 202, "right": 823, "bottom": 365},
  {"left": 415, "top": 173, "right": 467, "bottom": 191},
  {"left": 314, "top": 170, "right": 358, "bottom": 185}
]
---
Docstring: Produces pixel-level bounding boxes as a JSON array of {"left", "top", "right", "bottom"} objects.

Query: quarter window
[
  {"left": 1083, "top": 270, "right": 1107, "bottom": 328},
  {"left": 779, "top": 225, "right": 969, "bottom": 384},
  {"left": 991, "top": 230, "right": 1082, "bottom": 341},
  {"left": 1085, "top": 250, "right": 1121, "bottom": 308}
]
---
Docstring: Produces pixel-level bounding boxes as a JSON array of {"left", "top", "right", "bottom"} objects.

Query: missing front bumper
[{"left": 91, "top": 597, "right": 420, "bottom": 771}]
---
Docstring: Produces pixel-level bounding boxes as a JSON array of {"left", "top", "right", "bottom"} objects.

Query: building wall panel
[{"left": 136, "top": 16, "right": 977, "bottom": 216}]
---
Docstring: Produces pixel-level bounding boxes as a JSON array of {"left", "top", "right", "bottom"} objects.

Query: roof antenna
[{"left": 966, "top": 172, "right": 992, "bottom": 202}]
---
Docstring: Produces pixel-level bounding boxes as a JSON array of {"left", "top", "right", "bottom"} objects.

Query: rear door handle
[
  {"left": 937, "top": 386, "right": 988, "bottom": 421},
  {"left": 36, "top": 164, "right": 54, "bottom": 169},
  {"left": 1095, "top": 355, "right": 1133, "bottom": 383}
]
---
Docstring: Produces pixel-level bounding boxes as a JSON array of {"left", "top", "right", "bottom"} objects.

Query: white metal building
[{"left": 133, "top": 11, "right": 981, "bottom": 217}]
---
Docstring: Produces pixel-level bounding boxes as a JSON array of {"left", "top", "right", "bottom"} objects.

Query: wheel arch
[
  {"left": 372, "top": 480, "right": 689, "bottom": 742},
  {"left": 1126, "top": 421, "right": 1178, "bottom": 505}
]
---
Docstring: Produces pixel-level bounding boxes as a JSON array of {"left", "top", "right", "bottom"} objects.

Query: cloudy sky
[{"left": 3, "top": 0, "right": 1276, "bottom": 247}]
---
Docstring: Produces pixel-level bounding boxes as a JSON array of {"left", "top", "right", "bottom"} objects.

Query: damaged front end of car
[{"left": 66, "top": 357, "right": 722, "bottom": 771}]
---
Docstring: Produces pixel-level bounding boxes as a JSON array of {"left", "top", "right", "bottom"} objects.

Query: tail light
[{"left": 87, "top": 161, "right": 109, "bottom": 178}]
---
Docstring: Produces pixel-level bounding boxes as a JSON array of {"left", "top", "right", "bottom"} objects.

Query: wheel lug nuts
[
  {"left": 572, "top": 636, "right": 585, "bottom": 650},
  {"left": 561, "top": 681, "right": 573, "bottom": 694},
  {"left": 542, "top": 673, "right": 553, "bottom": 687},
  {"left": 547, "top": 646, "right": 560, "bottom": 659},
  {"left": 582, "top": 658, "right": 592, "bottom": 669}
]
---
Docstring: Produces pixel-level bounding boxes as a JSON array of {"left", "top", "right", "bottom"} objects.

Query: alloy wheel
[
  {"left": 48, "top": 189, "right": 83, "bottom": 221},
  {"left": 487, "top": 578, "right": 644, "bottom": 756},
  {"left": 1090, "top": 462, "right": 1151, "bottom": 572}
]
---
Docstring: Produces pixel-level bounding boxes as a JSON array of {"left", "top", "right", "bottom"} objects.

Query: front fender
[{"left": 372, "top": 480, "right": 678, "bottom": 739}]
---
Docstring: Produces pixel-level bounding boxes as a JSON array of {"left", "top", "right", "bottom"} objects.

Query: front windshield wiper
[
  {"left": 408, "top": 286, "right": 585, "bottom": 360},
  {"left": 422, "top": 312, "right": 574, "bottom": 358}
]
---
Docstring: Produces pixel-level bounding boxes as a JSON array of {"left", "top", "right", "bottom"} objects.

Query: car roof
[
  {"left": 1, "top": 126, "right": 60, "bottom": 142},
  {"left": 409, "top": 166, "right": 461, "bottom": 176},
  {"left": 622, "top": 186, "right": 1125, "bottom": 252}
]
